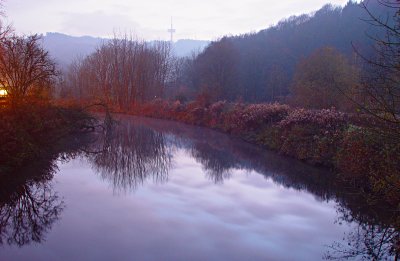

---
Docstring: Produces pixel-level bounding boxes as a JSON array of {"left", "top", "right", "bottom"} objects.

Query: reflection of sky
[{"left": 0, "top": 149, "right": 351, "bottom": 261}]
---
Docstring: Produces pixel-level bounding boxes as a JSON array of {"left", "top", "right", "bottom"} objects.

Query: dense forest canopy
[{"left": 185, "top": 1, "right": 392, "bottom": 104}]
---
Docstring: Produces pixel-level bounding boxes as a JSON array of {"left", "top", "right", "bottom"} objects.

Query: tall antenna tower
[{"left": 167, "top": 17, "right": 176, "bottom": 43}]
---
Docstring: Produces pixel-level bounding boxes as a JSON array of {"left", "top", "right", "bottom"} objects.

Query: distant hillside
[
  {"left": 172, "top": 39, "right": 210, "bottom": 57},
  {"left": 42, "top": 33, "right": 104, "bottom": 67},
  {"left": 41, "top": 33, "right": 209, "bottom": 67}
]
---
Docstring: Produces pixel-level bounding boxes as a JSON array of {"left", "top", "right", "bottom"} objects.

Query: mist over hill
[
  {"left": 173, "top": 39, "right": 209, "bottom": 57},
  {"left": 41, "top": 33, "right": 103, "bottom": 67},
  {"left": 41, "top": 32, "right": 210, "bottom": 67}
]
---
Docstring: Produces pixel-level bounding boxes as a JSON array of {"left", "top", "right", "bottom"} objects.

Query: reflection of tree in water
[
  {"left": 325, "top": 223, "right": 399, "bottom": 260},
  {"left": 0, "top": 162, "right": 64, "bottom": 247},
  {"left": 88, "top": 122, "right": 172, "bottom": 192},
  {"left": 0, "top": 181, "right": 63, "bottom": 246},
  {"left": 82, "top": 116, "right": 399, "bottom": 259},
  {"left": 190, "top": 142, "right": 235, "bottom": 183},
  {"left": 324, "top": 206, "right": 399, "bottom": 260},
  {"left": 0, "top": 133, "right": 96, "bottom": 247},
  {"left": 124, "top": 117, "right": 399, "bottom": 260},
  {"left": 136, "top": 117, "right": 337, "bottom": 193}
]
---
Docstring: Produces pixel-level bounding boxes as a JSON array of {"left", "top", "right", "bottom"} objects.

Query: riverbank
[
  {"left": 0, "top": 100, "right": 99, "bottom": 173},
  {"left": 128, "top": 99, "right": 399, "bottom": 208}
]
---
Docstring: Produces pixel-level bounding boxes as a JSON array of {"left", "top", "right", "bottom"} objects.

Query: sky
[{"left": 4, "top": 0, "right": 350, "bottom": 41}]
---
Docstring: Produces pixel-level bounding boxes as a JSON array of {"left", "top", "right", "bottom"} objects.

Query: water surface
[{"left": 0, "top": 116, "right": 397, "bottom": 260}]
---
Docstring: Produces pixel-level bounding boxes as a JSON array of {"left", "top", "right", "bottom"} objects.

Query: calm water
[{"left": 0, "top": 116, "right": 397, "bottom": 261}]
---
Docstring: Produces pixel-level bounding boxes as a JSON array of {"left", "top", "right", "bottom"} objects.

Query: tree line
[
  {"left": 178, "top": 1, "right": 392, "bottom": 105},
  {"left": 58, "top": 0, "right": 398, "bottom": 128},
  {"left": 59, "top": 2, "right": 376, "bottom": 108},
  {"left": 60, "top": 36, "right": 171, "bottom": 110}
]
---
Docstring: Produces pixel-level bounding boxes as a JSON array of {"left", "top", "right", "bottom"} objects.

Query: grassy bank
[
  {"left": 0, "top": 100, "right": 99, "bottom": 173},
  {"left": 131, "top": 99, "right": 400, "bottom": 208}
]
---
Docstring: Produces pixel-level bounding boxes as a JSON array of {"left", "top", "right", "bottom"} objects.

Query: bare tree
[
  {"left": 0, "top": 0, "right": 14, "bottom": 72},
  {"left": 349, "top": 1, "right": 400, "bottom": 130},
  {"left": 0, "top": 34, "right": 58, "bottom": 103},
  {"left": 64, "top": 35, "right": 172, "bottom": 110}
]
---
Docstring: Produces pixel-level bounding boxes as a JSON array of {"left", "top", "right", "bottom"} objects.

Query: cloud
[
  {"left": 5, "top": 0, "right": 351, "bottom": 40},
  {"left": 60, "top": 11, "right": 141, "bottom": 37}
]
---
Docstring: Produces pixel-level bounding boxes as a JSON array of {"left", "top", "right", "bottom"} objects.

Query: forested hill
[
  {"left": 190, "top": 1, "right": 391, "bottom": 103},
  {"left": 42, "top": 33, "right": 103, "bottom": 67}
]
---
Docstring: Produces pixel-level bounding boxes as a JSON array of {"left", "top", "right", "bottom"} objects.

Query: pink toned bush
[
  {"left": 209, "top": 101, "right": 227, "bottom": 115},
  {"left": 171, "top": 100, "right": 183, "bottom": 113},
  {"left": 221, "top": 103, "right": 290, "bottom": 135},
  {"left": 221, "top": 103, "right": 246, "bottom": 133},
  {"left": 236, "top": 103, "right": 290, "bottom": 131},
  {"left": 209, "top": 101, "right": 227, "bottom": 128},
  {"left": 187, "top": 107, "right": 207, "bottom": 125},
  {"left": 279, "top": 108, "right": 347, "bottom": 130},
  {"left": 277, "top": 108, "right": 347, "bottom": 166}
]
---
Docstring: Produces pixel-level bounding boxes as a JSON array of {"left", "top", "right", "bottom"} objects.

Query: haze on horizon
[{"left": 4, "top": 0, "right": 351, "bottom": 41}]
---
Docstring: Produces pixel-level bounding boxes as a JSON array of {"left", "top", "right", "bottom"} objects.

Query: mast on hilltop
[{"left": 167, "top": 17, "right": 176, "bottom": 43}]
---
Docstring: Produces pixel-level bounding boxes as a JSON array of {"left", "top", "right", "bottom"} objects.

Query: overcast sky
[{"left": 4, "top": 0, "right": 350, "bottom": 41}]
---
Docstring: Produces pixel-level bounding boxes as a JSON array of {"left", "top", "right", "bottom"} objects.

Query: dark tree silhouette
[
  {"left": 0, "top": 34, "right": 58, "bottom": 103},
  {"left": 324, "top": 208, "right": 399, "bottom": 261},
  {"left": 0, "top": 181, "right": 64, "bottom": 246},
  {"left": 350, "top": 0, "right": 400, "bottom": 131},
  {"left": 194, "top": 37, "right": 239, "bottom": 101},
  {"left": 87, "top": 119, "right": 172, "bottom": 192},
  {"left": 0, "top": 158, "right": 64, "bottom": 247}
]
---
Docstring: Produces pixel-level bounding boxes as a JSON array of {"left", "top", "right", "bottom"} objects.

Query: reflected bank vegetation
[
  {"left": 0, "top": 177, "right": 62, "bottom": 247},
  {"left": 87, "top": 122, "right": 172, "bottom": 192},
  {"left": 324, "top": 216, "right": 399, "bottom": 260},
  {"left": 92, "top": 116, "right": 398, "bottom": 260},
  {"left": 1, "top": 116, "right": 398, "bottom": 259},
  {"left": 0, "top": 134, "right": 96, "bottom": 246}
]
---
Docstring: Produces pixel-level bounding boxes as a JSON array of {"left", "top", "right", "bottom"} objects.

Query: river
[{"left": 0, "top": 115, "right": 397, "bottom": 261}]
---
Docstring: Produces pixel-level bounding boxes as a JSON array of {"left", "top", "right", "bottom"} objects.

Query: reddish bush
[
  {"left": 338, "top": 127, "right": 400, "bottom": 178},
  {"left": 279, "top": 108, "right": 347, "bottom": 130},
  {"left": 337, "top": 127, "right": 400, "bottom": 204},
  {"left": 209, "top": 101, "right": 227, "bottom": 128},
  {"left": 278, "top": 108, "right": 347, "bottom": 166},
  {"left": 237, "top": 103, "right": 290, "bottom": 131},
  {"left": 337, "top": 126, "right": 376, "bottom": 179}
]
